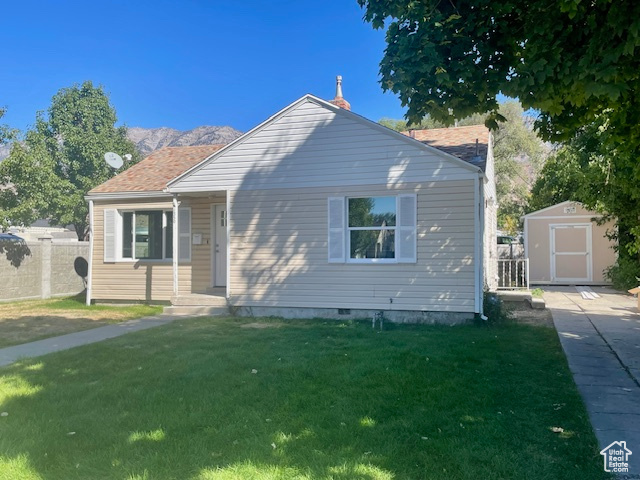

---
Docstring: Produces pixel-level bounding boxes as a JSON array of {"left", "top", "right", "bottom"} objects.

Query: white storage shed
[{"left": 524, "top": 201, "right": 617, "bottom": 285}]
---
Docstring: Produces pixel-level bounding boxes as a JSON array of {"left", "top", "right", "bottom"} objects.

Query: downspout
[
  {"left": 474, "top": 175, "right": 481, "bottom": 315},
  {"left": 85, "top": 199, "right": 94, "bottom": 306},
  {"left": 478, "top": 174, "right": 485, "bottom": 317},
  {"left": 172, "top": 195, "right": 179, "bottom": 299},
  {"left": 226, "top": 190, "right": 231, "bottom": 300}
]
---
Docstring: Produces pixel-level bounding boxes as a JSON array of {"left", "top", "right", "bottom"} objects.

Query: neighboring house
[
  {"left": 524, "top": 201, "right": 617, "bottom": 284},
  {"left": 85, "top": 80, "right": 496, "bottom": 323},
  {"left": 6, "top": 219, "right": 78, "bottom": 241}
]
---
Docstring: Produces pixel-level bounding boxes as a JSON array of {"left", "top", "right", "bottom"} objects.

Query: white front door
[
  {"left": 212, "top": 204, "right": 227, "bottom": 287},
  {"left": 551, "top": 224, "right": 592, "bottom": 283}
]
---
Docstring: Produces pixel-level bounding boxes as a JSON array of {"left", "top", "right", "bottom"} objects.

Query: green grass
[
  {"left": 532, "top": 288, "right": 545, "bottom": 298},
  {"left": 0, "top": 295, "right": 162, "bottom": 348},
  {"left": 0, "top": 317, "right": 606, "bottom": 479}
]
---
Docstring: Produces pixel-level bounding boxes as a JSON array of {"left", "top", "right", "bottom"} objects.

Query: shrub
[
  {"left": 605, "top": 256, "right": 640, "bottom": 291},
  {"left": 482, "top": 291, "right": 511, "bottom": 323}
]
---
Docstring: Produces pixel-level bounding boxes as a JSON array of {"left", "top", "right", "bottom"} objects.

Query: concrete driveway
[{"left": 545, "top": 286, "right": 640, "bottom": 477}]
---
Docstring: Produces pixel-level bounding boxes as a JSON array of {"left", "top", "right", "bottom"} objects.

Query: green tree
[
  {"left": 361, "top": 0, "right": 640, "bottom": 274},
  {"left": 358, "top": 0, "right": 640, "bottom": 139},
  {"left": 379, "top": 112, "right": 487, "bottom": 132},
  {"left": 529, "top": 118, "right": 640, "bottom": 288},
  {"left": 492, "top": 102, "right": 545, "bottom": 231},
  {"left": 380, "top": 101, "right": 546, "bottom": 232},
  {"left": 0, "top": 82, "right": 140, "bottom": 239},
  {"left": 0, "top": 107, "right": 17, "bottom": 145},
  {"left": 379, "top": 115, "right": 444, "bottom": 131}
]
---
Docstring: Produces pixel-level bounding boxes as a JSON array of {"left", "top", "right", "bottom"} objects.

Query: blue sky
[{"left": 0, "top": 0, "right": 406, "bottom": 133}]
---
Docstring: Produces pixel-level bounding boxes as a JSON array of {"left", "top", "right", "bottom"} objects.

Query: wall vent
[{"left": 338, "top": 309, "right": 351, "bottom": 315}]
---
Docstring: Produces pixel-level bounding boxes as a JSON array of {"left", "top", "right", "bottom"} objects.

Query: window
[
  {"left": 121, "top": 210, "right": 173, "bottom": 260},
  {"left": 328, "top": 194, "right": 417, "bottom": 264},
  {"left": 348, "top": 197, "right": 396, "bottom": 260}
]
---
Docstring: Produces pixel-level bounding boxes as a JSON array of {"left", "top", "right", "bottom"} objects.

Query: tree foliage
[
  {"left": 380, "top": 101, "right": 546, "bottom": 232},
  {"left": 0, "top": 108, "right": 17, "bottom": 145},
  {"left": 0, "top": 82, "right": 140, "bottom": 239},
  {"left": 492, "top": 102, "right": 545, "bottom": 232},
  {"left": 361, "top": 0, "right": 640, "bottom": 275},
  {"left": 358, "top": 0, "right": 640, "bottom": 140},
  {"left": 531, "top": 117, "right": 640, "bottom": 252},
  {"left": 530, "top": 117, "right": 640, "bottom": 287}
]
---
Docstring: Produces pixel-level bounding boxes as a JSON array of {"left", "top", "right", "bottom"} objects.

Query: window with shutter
[
  {"left": 103, "top": 209, "right": 117, "bottom": 262},
  {"left": 328, "top": 194, "right": 417, "bottom": 264}
]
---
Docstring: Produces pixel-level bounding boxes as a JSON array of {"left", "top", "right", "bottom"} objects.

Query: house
[
  {"left": 523, "top": 201, "right": 617, "bottom": 285},
  {"left": 85, "top": 78, "right": 497, "bottom": 323},
  {"left": 6, "top": 219, "right": 78, "bottom": 241}
]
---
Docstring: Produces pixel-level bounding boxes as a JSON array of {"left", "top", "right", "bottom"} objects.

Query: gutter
[{"left": 84, "top": 191, "right": 173, "bottom": 202}]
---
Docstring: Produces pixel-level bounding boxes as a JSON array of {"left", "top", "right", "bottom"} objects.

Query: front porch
[
  {"left": 167, "top": 289, "right": 228, "bottom": 316},
  {"left": 170, "top": 192, "right": 229, "bottom": 305}
]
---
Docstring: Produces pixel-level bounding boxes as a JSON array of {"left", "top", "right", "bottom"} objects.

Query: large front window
[
  {"left": 348, "top": 196, "right": 396, "bottom": 260},
  {"left": 121, "top": 210, "right": 173, "bottom": 260}
]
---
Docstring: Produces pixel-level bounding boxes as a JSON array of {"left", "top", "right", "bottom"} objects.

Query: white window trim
[
  {"left": 346, "top": 195, "right": 399, "bottom": 264},
  {"left": 117, "top": 209, "right": 174, "bottom": 262}
]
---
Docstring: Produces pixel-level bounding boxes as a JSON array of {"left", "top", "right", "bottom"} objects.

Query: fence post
[{"left": 38, "top": 234, "right": 53, "bottom": 299}]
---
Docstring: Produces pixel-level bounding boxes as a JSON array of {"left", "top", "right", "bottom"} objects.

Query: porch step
[
  {"left": 171, "top": 294, "right": 228, "bottom": 307},
  {"left": 163, "top": 305, "right": 229, "bottom": 316},
  {"left": 496, "top": 291, "right": 532, "bottom": 302}
]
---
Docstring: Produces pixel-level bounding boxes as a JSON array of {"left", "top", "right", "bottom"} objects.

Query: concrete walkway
[
  {"left": 545, "top": 286, "right": 640, "bottom": 477},
  {"left": 0, "top": 314, "right": 179, "bottom": 367}
]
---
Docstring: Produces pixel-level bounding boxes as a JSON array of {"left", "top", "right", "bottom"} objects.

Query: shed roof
[
  {"left": 403, "top": 125, "right": 490, "bottom": 170},
  {"left": 89, "top": 145, "right": 225, "bottom": 194}
]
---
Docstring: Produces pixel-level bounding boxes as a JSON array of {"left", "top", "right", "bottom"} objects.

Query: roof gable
[
  {"left": 523, "top": 201, "right": 601, "bottom": 218},
  {"left": 168, "top": 95, "right": 482, "bottom": 192}
]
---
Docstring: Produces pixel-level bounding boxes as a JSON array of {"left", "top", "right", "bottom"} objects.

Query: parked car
[
  {"left": 0, "top": 233, "right": 25, "bottom": 242},
  {"left": 497, "top": 235, "right": 515, "bottom": 245},
  {"left": 497, "top": 234, "right": 524, "bottom": 245}
]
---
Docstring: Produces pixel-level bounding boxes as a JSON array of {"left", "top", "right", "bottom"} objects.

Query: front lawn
[
  {"left": 0, "top": 295, "right": 162, "bottom": 348},
  {"left": 0, "top": 317, "right": 605, "bottom": 479}
]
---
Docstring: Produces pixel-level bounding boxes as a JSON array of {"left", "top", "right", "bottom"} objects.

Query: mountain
[
  {"left": 0, "top": 143, "right": 10, "bottom": 161},
  {"left": 0, "top": 125, "right": 243, "bottom": 161},
  {"left": 128, "top": 126, "right": 243, "bottom": 156}
]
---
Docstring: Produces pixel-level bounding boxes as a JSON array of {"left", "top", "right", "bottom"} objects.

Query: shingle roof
[
  {"left": 403, "top": 124, "right": 490, "bottom": 171},
  {"left": 89, "top": 145, "right": 225, "bottom": 194}
]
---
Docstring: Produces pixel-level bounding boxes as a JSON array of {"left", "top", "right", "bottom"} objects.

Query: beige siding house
[
  {"left": 524, "top": 201, "right": 617, "bottom": 285},
  {"left": 86, "top": 89, "right": 496, "bottom": 323}
]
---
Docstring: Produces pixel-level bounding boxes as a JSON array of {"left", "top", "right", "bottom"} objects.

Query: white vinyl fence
[{"left": 497, "top": 258, "right": 530, "bottom": 290}]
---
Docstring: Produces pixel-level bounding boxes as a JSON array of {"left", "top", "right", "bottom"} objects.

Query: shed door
[{"left": 551, "top": 224, "right": 592, "bottom": 282}]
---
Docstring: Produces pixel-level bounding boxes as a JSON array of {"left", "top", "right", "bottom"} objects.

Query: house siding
[
  {"left": 170, "top": 100, "right": 479, "bottom": 194},
  {"left": 91, "top": 198, "right": 213, "bottom": 302},
  {"left": 229, "top": 181, "right": 477, "bottom": 313},
  {"left": 189, "top": 196, "right": 225, "bottom": 292}
]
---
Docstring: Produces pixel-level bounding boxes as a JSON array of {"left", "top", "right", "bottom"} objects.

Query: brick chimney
[{"left": 329, "top": 75, "right": 351, "bottom": 111}]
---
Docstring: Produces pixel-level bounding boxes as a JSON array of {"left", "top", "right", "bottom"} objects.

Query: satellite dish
[{"left": 104, "top": 152, "right": 123, "bottom": 169}]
